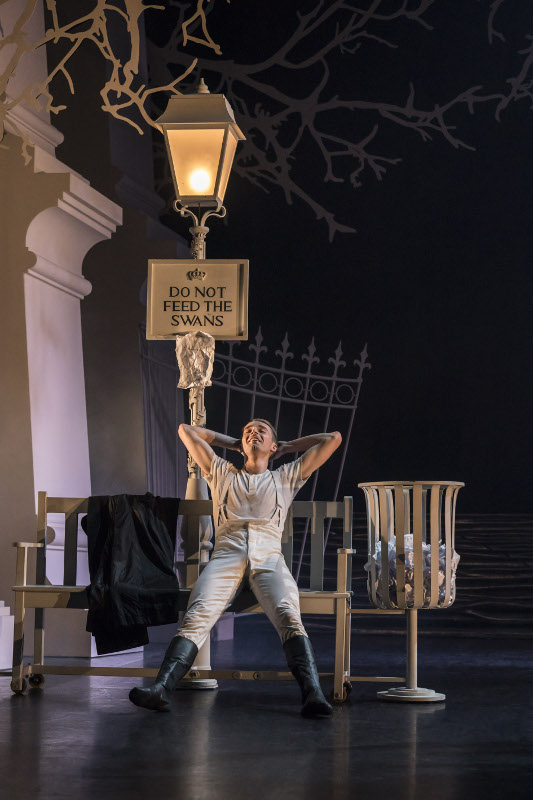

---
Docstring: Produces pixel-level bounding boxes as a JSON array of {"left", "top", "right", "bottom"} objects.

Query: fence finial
[
  {"left": 276, "top": 332, "right": 293, "bottom": 362},
  {"left": 354, "top": 343, "right": 371, "bottom": 372},
  {"left": 249, "top": 326, "right": 267, "bottom": 357},
  {"left": 328, "top": 340, "right": 346, "bottom": 372},
  {"left": 302, "top": 336, "right": 319, "bottom": 368}
]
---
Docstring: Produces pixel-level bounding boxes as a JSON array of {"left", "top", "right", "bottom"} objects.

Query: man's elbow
[
  {"left": 178, "top": 423, "right": 190, "bottom": 440},
  {"left": 330, "top": 431, "right": 342, "bottom": 448}
]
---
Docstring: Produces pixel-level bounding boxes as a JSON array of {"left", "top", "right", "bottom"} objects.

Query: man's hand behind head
[{"left": 272, "top": 441, "right": 291, "bottom": 460}]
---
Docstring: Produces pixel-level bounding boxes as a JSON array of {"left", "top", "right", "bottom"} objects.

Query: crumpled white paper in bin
[
  {"left": 175, "top": 331, "right": 215, "bottom": 389},
  {"left": 364, "top": 533, "right": 460, "bottom": 609}
]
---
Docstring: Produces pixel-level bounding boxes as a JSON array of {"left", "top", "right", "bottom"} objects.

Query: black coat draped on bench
[{"left": 82, "top": 494, "right": 181, "bottom": 655}]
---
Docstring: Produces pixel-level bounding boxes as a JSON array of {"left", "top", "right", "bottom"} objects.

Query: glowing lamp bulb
[{"left": 189, "top": 169, "right": 210, "bottom": 193}]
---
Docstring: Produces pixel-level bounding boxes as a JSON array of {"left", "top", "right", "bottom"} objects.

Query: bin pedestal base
[{"left": 377, "top": 686, "right": 445, "bottom": 702}]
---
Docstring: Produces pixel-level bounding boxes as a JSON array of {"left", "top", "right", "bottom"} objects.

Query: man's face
[{"left": 241, "top": 420, "right": 278, "bottom": 459}]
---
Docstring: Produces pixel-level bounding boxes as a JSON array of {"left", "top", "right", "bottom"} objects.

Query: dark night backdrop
[
  {"left": 41, "top": 0, "right": 533, "bottom": 513},
  {"left": 146, "top": 1, "right": 533, "bottom": 513}
]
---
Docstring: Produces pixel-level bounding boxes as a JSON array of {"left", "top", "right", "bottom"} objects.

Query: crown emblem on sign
[{"left": 186, "top": 267, "right": 207, "bottom": 281}]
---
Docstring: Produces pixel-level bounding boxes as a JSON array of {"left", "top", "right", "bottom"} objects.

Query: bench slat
[
  {"left": 310, "top": 505, "right": 325, "bottom": 591},
  {"left": 281, "top": 505, "right": 294, "bottom": 570},
  {"left": 46, "top": 498, "right": 88, "bottom": 514},
  {"left": 64, "top": 511, "right": 79, "bottom": 586}
]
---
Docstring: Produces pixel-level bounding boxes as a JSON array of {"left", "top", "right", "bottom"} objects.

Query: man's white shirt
[{"left": 205, "top": 453, "right": 308, "bottom": 526}]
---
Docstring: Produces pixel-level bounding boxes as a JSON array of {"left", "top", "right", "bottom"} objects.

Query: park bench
[{"left": 11, "top": 491, "right": 408, "bottom": 702}]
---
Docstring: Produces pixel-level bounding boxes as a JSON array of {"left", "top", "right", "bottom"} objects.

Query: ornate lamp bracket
[{"left": 174, "top": 200, "right": 227, "bottom": 260}]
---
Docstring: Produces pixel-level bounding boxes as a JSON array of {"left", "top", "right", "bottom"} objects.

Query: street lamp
[
  {"left": 155, "top": 79, "right": 245, "bottom": 688},
  {"left": 155, "top": 75, "right": 246, "bottom": 458},
  {"left": 155, "top": 76, "right": 246, "bottom": 456},
  {"left": 156, "top": 77, "right": 245, "bottom": 257}
]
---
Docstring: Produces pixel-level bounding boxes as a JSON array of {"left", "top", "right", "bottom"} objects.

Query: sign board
[{"left": 146, "top": 259, "right": 249, "bottom": 341}]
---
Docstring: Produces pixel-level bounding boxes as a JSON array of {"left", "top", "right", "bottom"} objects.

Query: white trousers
[{"left": 177, "top": 528, "right": 307, "bottom": 648}]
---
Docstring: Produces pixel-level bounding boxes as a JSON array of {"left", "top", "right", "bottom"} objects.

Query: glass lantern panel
[
  {"left": 217, "top": 130, "right": 238, "bottom": 203},
  {"left": 167, "top": 128, "right": 225, "bottom": 198}
]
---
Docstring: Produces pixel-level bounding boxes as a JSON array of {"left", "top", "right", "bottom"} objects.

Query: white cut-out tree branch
[
  {"left": 2, "top": 1, "right": 531, "bottom": 238},
  {"left": 148, "top": 0, "right": 533, "bottom": 240},
  {"left": 0, "top": 0, "right": 224, "bottom": 163}
]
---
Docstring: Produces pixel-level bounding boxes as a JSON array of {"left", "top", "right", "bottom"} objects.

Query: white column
[
  {"left": 21, "top": 147, "right": 123, "bottom": 657},
  {"left": 25, "top": 151, "right": 122, "bottom": 499}
]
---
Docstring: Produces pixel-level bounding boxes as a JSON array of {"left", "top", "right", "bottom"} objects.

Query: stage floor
[{"left": 1, "top": 619, "right": 532, "bottom": 800}]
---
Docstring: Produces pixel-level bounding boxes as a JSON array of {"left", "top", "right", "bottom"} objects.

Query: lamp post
[
  {"left": 156, "top": 79, "right": 245, "bottom": 687},
  {"left": 157, "top": 77, "right": 245, "bottom": 471}
]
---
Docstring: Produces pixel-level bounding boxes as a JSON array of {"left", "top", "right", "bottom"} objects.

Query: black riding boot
[
  {"left": 129, "top": 635, "right": 198, "bottom": 712},
  {"left": 283, "top": 635, "right": 333, "bottom": 718}
]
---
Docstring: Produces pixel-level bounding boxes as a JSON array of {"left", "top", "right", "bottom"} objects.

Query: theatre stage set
[{"left": 1, "top": 2, "right": 532, "bottom": 799}]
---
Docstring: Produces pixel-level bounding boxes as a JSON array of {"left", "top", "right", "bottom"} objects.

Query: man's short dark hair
[{"left": 241, "top": 418, "right": 278, "bottom": 444}]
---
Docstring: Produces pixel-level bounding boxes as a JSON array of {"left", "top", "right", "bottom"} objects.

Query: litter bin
[{"left": 358, "top": 480, "right": 464, "bottom": 702}]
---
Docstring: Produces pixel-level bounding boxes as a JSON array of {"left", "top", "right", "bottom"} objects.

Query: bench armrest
[
  {"left": 13, "top": 542, "right": 44, "bottom": 548},
  {"left": 13, "top": 542, "right": 45, "bottom": 588}
]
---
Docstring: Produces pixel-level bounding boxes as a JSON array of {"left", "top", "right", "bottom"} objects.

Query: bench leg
[
  {"left": 332, "top": 547, "right": 352, "bottom": 704},
  {"left": 34, "top": 608, "right": 45, "bottom": 667},
  {"left": 344, "top": 599, "right": 351, "bottom": 678},
  {"left": 11, "top": 545, "right": 29, "bottom": 694},
  {"left": 11, "top": 591, "right": 26, "bottom": 694},
  {"left": 333, "top": 597, "right": 348, "bottom": 703}
]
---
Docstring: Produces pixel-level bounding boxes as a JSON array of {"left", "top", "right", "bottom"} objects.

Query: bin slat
[
  {"left": 412, "top": 484, "right": 424, "bottom": 608},
  {"left": 429, "top": 485, "right": 441, "bottom": 607},
  {"left": 404, "top": 488, "right": 411, "bottom": 535},
  {"left": 365, "top": 488, "right": 378, "bottom": 607},
  {"left": 421, "top": 486, "right": 428, "bottom": 544},
  {"left": 444, "top": 486, "right": 454, "bottom": 606},
  {"left": 378, "top": 487, "right": 390, "bottom": 608},
  {"left": 394, "top": 486, "right": 406, "bottom": 609},
  {"left": 450, "top": 489, "right": 459, "bottom": 603}
]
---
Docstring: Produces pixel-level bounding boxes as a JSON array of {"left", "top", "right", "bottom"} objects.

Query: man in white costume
[{"left": 129, "top": 419, "right": 342, "bottom": 717}]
